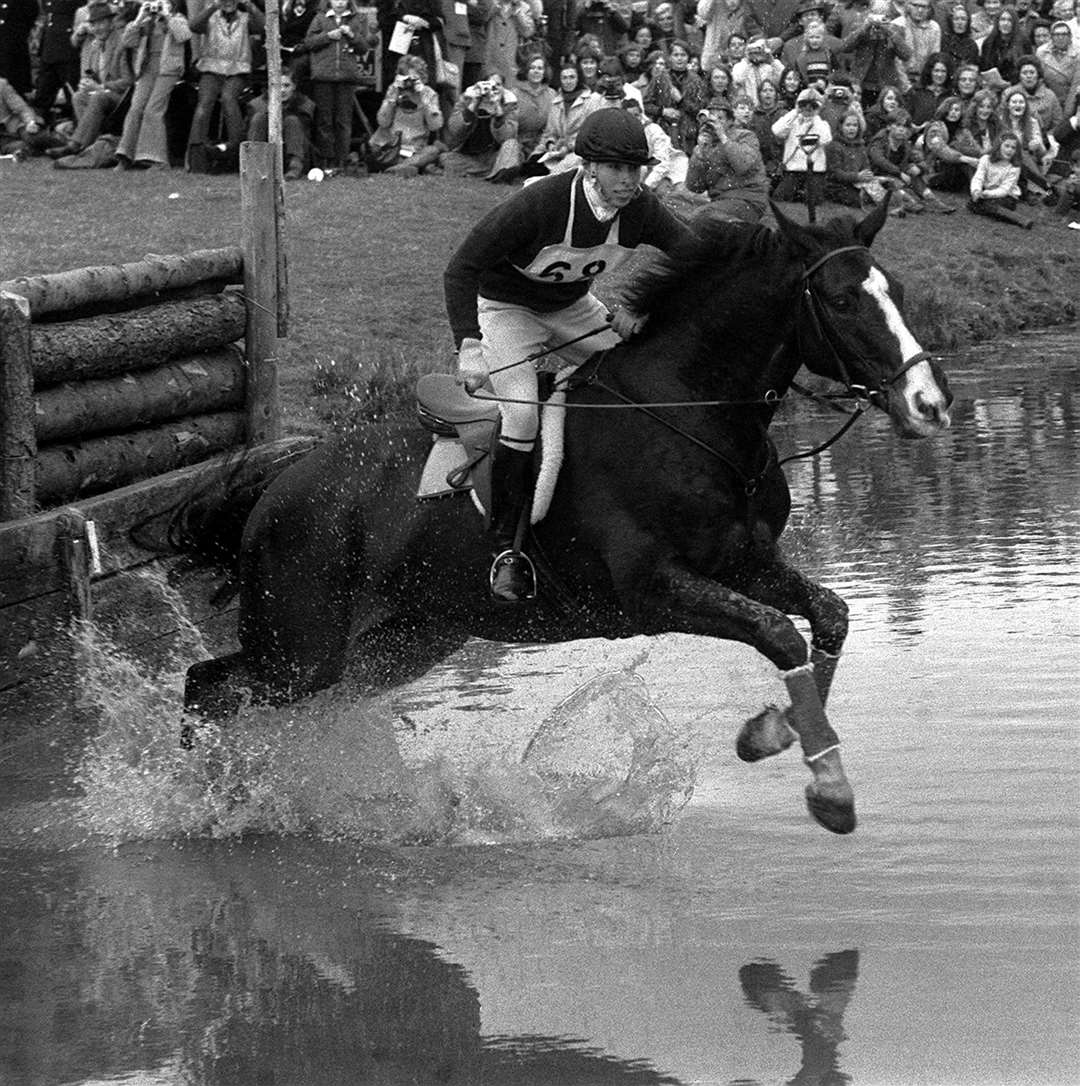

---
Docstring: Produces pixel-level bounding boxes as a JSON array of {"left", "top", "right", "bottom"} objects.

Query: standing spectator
[
  {"left": 247, "top": 66, "right": 315, "bottom": 177},
  {"left": 904, "top": 50, "right": 951, "bottom": 127},
  {"left": 825, "top": 107, "right": 875, "bottom": 204},
  {"left": 732, "top": 35, "right": 782, "bottom": 105},
  {"left": 771, "top": 83, "right": 831, "bottom": 202},
  {"left": 303, "top": 0, "right": 376, "bottom": 172},
  {"left": 705, "top": 60, "right": 735, "bottom": 106},
  {"left": 573, "top": 0, "right": 630, "bottom": 56},
  {"left": 1036, "top": 22, "right": 1080, "bottom": 106},
  {"left": 940, "top": 4, "right": 979, "bottom": 70},
  {"left": 443, "top": 68, "right": 521, "bottom": 175},
  {"left": 953, "top": 61, "right": 980, "bottom": 104},
  {"left": 116, "top": 0, "right": 192, "bottom": 169},
  {"left": 649, "top": 38, "right": 707, "bottom": 149},
  {"left": 686, "top": 97, "right": 769, "bottom": 217},
  {"left": 281, "top": 0, "right": 320, "bottom": 85},
  {"left": 891, "top": 0, "right": 940, "bottom": 92},
  {"left": 786, "top": 18, "right": 838, "bottom": 87},
  {"left": 34, "top": 0, "right": 81, "bottom": 124},
  {"left": 968, "top": 131, "right": 1033, "bottom": 224},
  {"left": 697, "top": 0, "right": 763, "bottom": 74},
  {"left": 838, "top": 0, "right": 911, "bottom": 107},
  {"left": 377, "top": 0, "right": 444, "bottom": 91},
  {"left": 646, "top": 2, "right": 680, "bottom": 53},
  {"left": 47, "top": 0, "right": 132, "bottom": 159},
  {"left": 372, "top": 54, "right": 445, "bottom": 173},
  {"left": 1014, "top": 55, "right": 1064, "bottom": 130},
  {"left": 620, "top": 40, "right": 648, "bottom": 85},
  {"left": 777, "top": 62, "right": 805, "bottom": 106},
  {"left": 979, "top": 8, "right": 1025, "bottom": 84},
  {"left": 515, "top": 51, "right": 557, "bottom": 153},
  {"left": 969, "top": 0, "right": 1002, "bottom": 46},
  {"left": 0, "top": 0, "right": 39, "bottom": 96},
  {"left": 485, "top": 0, "right": 535, "bottom": 82},
  {"left": 921, "top": 92, "right": 980, "bottom": 188},
  {"left": 187, "top": 0, "right": 264, "bottom": 172},
  {"left": 441, "top": 0, "right": 471, "bottom": 96},
  {"left": 542, "top": 0, "right": 576, "bottom": 65}
]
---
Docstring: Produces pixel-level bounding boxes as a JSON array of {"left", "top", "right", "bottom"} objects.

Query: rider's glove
[
  {"left": 456, "top": 337, "right": 488, "bottom": 393},
  {"left": 609, "top": 308, "right": 648, "bottom": 340}
]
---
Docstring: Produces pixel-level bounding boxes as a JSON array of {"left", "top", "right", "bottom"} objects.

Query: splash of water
[{"left": 74, "top": 571, "right": 696, "bottom": 845}]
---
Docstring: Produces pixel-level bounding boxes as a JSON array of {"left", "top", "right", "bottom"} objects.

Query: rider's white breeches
[{"left": 477, "top": 293, "right": 620, "bottom": 448}]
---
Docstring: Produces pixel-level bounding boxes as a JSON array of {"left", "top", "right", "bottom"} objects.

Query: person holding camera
[
  {"left": 731, "top": 35, "right": 782, "bottom": 106},
  {"left": 115, "top": 0, "right": 192, "bottom": 168},
  {"left": 771, "top": 83, "right": 832, "bottom": 203},
  {"left": 837, "top": 0, "right": 912, "bottom": 109},
  {"left": 444, "top": 69, "right": 523, "bottom": 176},
  {"left": 186, "top": 0, "right": 263, "bottom": 172},
  {"left": 573, "top": 0, "right": 632, "bottom": 57},
  {"left": 444, "top": 107, "right": 692, "bottom": 602},
  {"left": 685, "top": 96, "right": 768, "bottom": 217},
  {"left": 372, "top": 53, "right": 446, "bottom": 173}
]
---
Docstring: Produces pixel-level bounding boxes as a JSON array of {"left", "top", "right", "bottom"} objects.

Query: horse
[{"left": 175, "top": 201, "right": 952, "bottom": 835}]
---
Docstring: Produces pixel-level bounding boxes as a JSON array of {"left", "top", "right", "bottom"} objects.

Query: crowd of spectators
[{"left": 1, "top": 0, "right": 1079, "bottom": 224}]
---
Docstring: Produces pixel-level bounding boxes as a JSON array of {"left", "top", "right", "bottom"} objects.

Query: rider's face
[{"left": 590, "top": 161, "right": 644, "bottom": 207}]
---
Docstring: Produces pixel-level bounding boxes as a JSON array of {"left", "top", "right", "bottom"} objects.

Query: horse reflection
[{"left": 734, "top": 950, "right": 859, "bottom": 1086}]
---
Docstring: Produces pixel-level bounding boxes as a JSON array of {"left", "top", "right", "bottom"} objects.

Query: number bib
[{"left": 516, "top": 177, "right": 636, "bottom": 286}]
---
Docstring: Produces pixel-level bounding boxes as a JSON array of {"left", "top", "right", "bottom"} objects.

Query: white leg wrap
[{"left": 804, "top": 743, "right": 840, "bottom": 764}]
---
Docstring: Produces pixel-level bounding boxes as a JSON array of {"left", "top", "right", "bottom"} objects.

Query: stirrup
[{"left": 489, "top": 549, "right": 537, "bottom": 602}]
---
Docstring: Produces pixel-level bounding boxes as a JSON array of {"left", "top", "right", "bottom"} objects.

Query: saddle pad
[{"left": 417, "top": 436, "right": 474, "bottom": 499}]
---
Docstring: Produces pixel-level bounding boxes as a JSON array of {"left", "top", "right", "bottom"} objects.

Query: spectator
[
  {"left": 723, "top": 30, "right": 747, "bottom": 65},
  {"left": 187, "top": 0, "right": 264, "bottom": 172},
  {"left": 979, "top": 8, "right": 1025, "bottom": 84},
  {"left": 621, "top": 95, "right": 678, "bottom": 185},
  {"left": 620, "top": 41, "right": 648, "bottom": 85},
  {"left": 542, "top": 0, "right": 576, "bottom": 66},
  {"left": 779, "top": 0, "right": 841, "bottom": 52},
  {"left": 247, "top": 67, "right": 315, "bottom": 178},
  {"left": 905, "top": 50, "right": 951, "bottom": 127},
  {"left": 533, "top": 58, "right": 600, "bottom": 169},
  {"left": 891, "top": 0, "right": 941, "bottom": 92},
  {"left": 968, "top": 130, "right": 1033, "bottom": 223},
  {"left": 595, "top": 54, "right": 644, "bottom": 104},
  {"left": 46, "top": 0, "right": 131, "bottom": 160},
  {"left": 819, "top": 73, "right": 862, "bottom": 130},
  {"left": 1049, "top": 0, "right": 1079, "bottom": 41},
  {"left": 697, "top": 0, "right": 764, "bottom": 74},
  {"left": 484, "top": 0, "right": 535, "bottom": 83},
  {"left": 864, "top": 81, "right": 904, "bottom": 133},
  {"left": 1036, "top": 22, "right": 1080, "bottom": 106},
  {"left": 940, "top": 4, "right": 979, "bottom": 70},
  {"left": 0, "top": 76, "right": 58, "bottom": 157},
  {"left": 302, "top": 0, "right": 376, "bottom": 174},
  {"left": 376, "top": 0, "right": 444, "bottom": 92},
  {"left": 281, "top": 0, "right": 320, "bottom": 84},
  {"left": 686, "top": 96, "right": 768, "bottom": 217},
  {"left": 116, "top": 0, "right": 192, "bottom": 169},
  {"left": 0, "top": 0, "right": 38, "bottom": 96},
  {"left": 868, "top": 106, "right": 955, "bottom": 206},
  {"left": 1050, "top": 144, "right": 1080, "bottom": 217},
  {"left": 1013, "top": 0, "right": 1041, "bottom": 50},
  {"left": 838, "top": 0, "right": 911, "bottom": 107},
  {"left": 732, "top": 35, "right": 783, "bottom": 105},
  {"left": 785, "top": 19, "right": 837, "bottom": 88},
  {"left": 750, "top": 75, "right": 783, "bottom": 175},
  {"left": 443, "top": 68, "right": 521, "bottom": 175},
  {"left": 515, "top": 51, "right": 558, "bottom": 154},
  {"left": 632, "top": 22, "right": 654, "bottom": 51},
  {"left": 999, "top": 82, "right": 1057, "bottom": 192},
  {"left": 1047, "top": 91, "right": 1080, "bottom": 179},
  {"left": 371, "top": 53, "right": 445, "bottom": 173},
  {"left": 922, "top": 92, "right": 980, "bottom": 187},
  {"left": 705, "top": 60, "right": 734, "bottom": 106},
  {"left": 1030, "top": 21, "right": 1052, "bottom": 53},
  {"left": 970, "top": 0, "right": 1002, "bottom": 46},
  {"left": 573, "top": 0, "right": 630, "bottom": 56},
  {"left": 577, "top": 43, "right": 601, "bottom": 88},
  {"left": 441, "top": 0, "right": 471, "bottom": 96},
  {"left": 1014, "top": 54, "right": 1063, "bottom": 130},
  {"left": 653, "top": 38, "right": 707, "bottom": 149},
  {"left": 777, "top": 63, "right": 806, "bottom": 107},
  {"left": 961, "top": 86, "right": 1001, "bottom": 152},
  {"left": 825, "top": 107, "right": 876, "bottom": 204},
  {"left": 647, "top": 2, "right": 681, "bottom": 53},
  {"left": 953, "top": 61, "right": 980, "bottom": 104},
  {"left": 34, "top": 0, "right": 82, "bottom": 124},
  {"left": 772, "top": 84, "right": 832, "bottom": 202}
]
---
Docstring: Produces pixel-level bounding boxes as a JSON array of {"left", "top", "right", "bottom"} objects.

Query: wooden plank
[
  {"left": 35, "top": 348, "right": 245, "bottom": 444},
  {"left": 0, "top": 436, "right": 316, "bottom": 607},
  {"left": 241, "top": 143, "right": 282, "bottom": 445},
  {"left": 0, "top": 291, "right": 37, "bottom": 519},
  {"left": 31, "top": 292, "right": 246, "bottom": 388},
  {"left": 0, "top": 248, "right": 244, "bottom": 319}
]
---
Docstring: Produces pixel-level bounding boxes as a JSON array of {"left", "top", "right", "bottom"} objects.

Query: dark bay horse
[{"left": 178, "top": 202, "right": 952, "bottom": 834}]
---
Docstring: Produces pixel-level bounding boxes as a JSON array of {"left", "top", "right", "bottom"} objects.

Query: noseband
[{"left": 799, "top": 244, "right": 931, "bottom": 405}]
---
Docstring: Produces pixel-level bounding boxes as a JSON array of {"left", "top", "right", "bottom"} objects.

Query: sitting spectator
[
  {"left": 116, "top": 0, "right": 192, "bottom": 169},
  {"left": 1050, "top": 145, "right": 1080, "bottom": 218},
  {"left": 530, "top": 60, "right": 600, "bottom": 172},
  {"left": 0, "top": 76, "right": 57, "bottom": 158},
  {"left": 961, "top": 87, "right": 1001, "bottom": 154},
  {"left": 953, "top": 61, "right": 980, "bottom": 105},
  {"left": 868, "top": 106, "right": 955, "bottom": 207},
  {"left": 864, "top": 81, "right": 904, "bottom": 135},
  {"left": 704, "top": 60, "right": 735, "bottom": 107},
  {"left": 922, "top": 93, "right": 980, "bottom": 188},
  {"left": 1013, "top": 55, "right": 1064, "bottom": 132},
  {"left": 187, "top": 0, "right": 264, "bottom": 173},
  {"left": 979, "top": 8, "right": 1025, "bottom": 85},
  {"left": 663, "top": 38, "right": 709, "bottom": 149},
  {"left": 620, "top": 41, "right": 649, "bottom": 86},
  {"left": 48, "top": 0, "right": 132, "bottom": 161},
  {"left": 577, "top": 45, "right": 602, "bottom": 89},
  {"left": 968, "top": 130, "right": 1033, "bottom": 224},
  {"left": 999, "top": 83, "right": 1057, "bottom": 193},
  {"left": 484, "top": 0, "right": 535, "bottom": 85},
  {"left": 370, "top": 54, "right": 445, "bottom": 174},
  {"left": 303, "top": 0, "right": 377, "bottom": 174},
  {"left": 596, "top": 55, "right": 644, "bottom": 105},
  {"left": 686, "top": 96, "right": 769, "bottom": 217},
  {"left": 1036, "top": 22, "right": 1080, "bottom": 107},
  {"left": 940, "top": 3, "right": 979, "bottom": 70},
  {"left": 771, "top": 84, "right": 832, "bottom": 203},
  {"left": 749, "top": 75, "right": 782, "bottom": 176},
  {"left": 905, "top": 51, "right": 952, "bottom": 128},
  {"left": 970, "top": 0, "right": 1002, "bottom": 47},
  {"left": 515, "top": 53, "right": 558, "bottom": 157},
  {"left": 247, "top": 67, "right": 315, "bottom": 178},
  {"left": 819, "top": 74, "right": 862, "bottom": 131},
  {"left": 621, "top": 96, "right": 679, "bottom": 187},
  {"left": 777, "top": 64, "right": 805, "bottom": 108},
  {"left": 1048, "top": 91, "right": 1080, "bottom": 181},
  {"left": 825, "top": 107, "right": 877, "bottom": 205},
  {"left": 443, "top": 70, "right": 521, "bottom": 177},
  {"left": 732, "top": 35, "right": 782, "bottom": 104}
]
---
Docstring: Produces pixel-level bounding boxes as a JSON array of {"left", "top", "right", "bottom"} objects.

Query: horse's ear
[
  {"left": 854, "top": 191, "right": 892, "bottom": 247},
  {"left": 769, "top": 200, "right": 818, "bottom": 258}
]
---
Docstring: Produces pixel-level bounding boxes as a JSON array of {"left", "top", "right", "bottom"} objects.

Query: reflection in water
[{"left": 733, "top": 951, "right": 858, "bottom": 1086}]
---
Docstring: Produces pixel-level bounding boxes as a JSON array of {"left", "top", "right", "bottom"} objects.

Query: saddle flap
[{"left": 416, "top": 373, "right": 500, "bottom": 428}]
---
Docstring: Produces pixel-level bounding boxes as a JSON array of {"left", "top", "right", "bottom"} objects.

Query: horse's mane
[{"left": 622, "top": 212, "right": 865, "bottom": 322}]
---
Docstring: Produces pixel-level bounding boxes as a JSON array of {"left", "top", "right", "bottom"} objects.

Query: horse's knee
[
  {"left": 811, "top": 585, "right": 849, "bottom": 655},
  {"left": 761, "top": 612, "right": 808, "bottom": 671}
]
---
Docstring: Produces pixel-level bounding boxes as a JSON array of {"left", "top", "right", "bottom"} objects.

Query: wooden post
[
  {"left": 240, "top": 141, "right": 282, "bottom": 444},
  {"left": 0, "top": 291, "right": 36, "bottom": 520},
  {"left": 263, "top": 0, "right": 290, "bottom": 337}
]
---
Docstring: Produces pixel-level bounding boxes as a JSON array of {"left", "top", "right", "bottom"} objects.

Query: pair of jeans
[
  {"left": 188, "top": 71, "right": 246, "bottom": 151},
  {"left": 311, "top": 80, "right": 356, "bottom": 169}
]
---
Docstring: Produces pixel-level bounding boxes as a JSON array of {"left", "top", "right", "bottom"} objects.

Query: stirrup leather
[{"left": 489, "top": 549, "right": 537, "bottom": 601}]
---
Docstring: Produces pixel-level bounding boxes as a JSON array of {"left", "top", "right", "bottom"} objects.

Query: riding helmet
[{"left": 574, "top": 109, "right": 657, "bottom": 166}]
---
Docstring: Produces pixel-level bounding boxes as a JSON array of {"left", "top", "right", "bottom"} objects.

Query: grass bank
[{"left": 1, "top": 161, "right": 1075, "bottom": 432}]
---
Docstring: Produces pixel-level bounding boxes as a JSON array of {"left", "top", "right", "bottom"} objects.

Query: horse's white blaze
[{"left": 861, "top": 266, "right": 950, "bottom": 432}]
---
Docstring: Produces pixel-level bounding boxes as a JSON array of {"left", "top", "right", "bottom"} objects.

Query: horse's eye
[{"left": 830, "top": 294, "right": 852, "bottom": 312}]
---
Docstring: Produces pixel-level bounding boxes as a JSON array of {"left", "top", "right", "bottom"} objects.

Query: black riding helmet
[{"left": 575, "top": 109, "right": 658, "bottom": 166}]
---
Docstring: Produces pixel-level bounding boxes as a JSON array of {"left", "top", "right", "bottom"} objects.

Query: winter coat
[
  {"left": 539, "top": 87, "right": 601, "bottom": 150},
  {"left": 837, "top": 11, "right": 911, "bottom": 92},
  {"left": 80, "top": 27, "right": 133, "bottom": 94},
  {"left": 305, "top": 10, "right": 377, "bottom": 82},
  {"left": 514, "top": 79, "right": 557, "bottom": 153},
  {"left": 867, "top": 126, "right": 922, "bottom": 176},
  {"left": 446, "top": 86, "right": 518, "bottom": 152},
  {"left": 484, "top": 0, "right": 535, "bottom": 83},
  {"left": 772, "top": 107, "right": 832, "bottom": 171},
  {"left": 825, "top": 129, "right": 870, "bottom": 186},
  {"left": 969, "top": 152, "right": 1020, "bottom": 198},
  {"left": 686, "top": 126, "right": 769, "bottom": 202},
  {"left": 890, "top": 14, "right": 940, "bottom": 90},
  {"left": 122, "top": 12, "right": 193, "bottom": 79},
  {"left": 697, "top": 0, "right": 763, "bottom": 71}
]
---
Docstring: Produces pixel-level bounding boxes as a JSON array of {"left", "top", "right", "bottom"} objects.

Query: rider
[{"left": 444, "top": 108, "right": 693, "bottom": 603}]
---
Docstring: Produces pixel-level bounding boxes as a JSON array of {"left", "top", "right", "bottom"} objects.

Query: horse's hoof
[
  {"left": 805, "top": 783, "right": 857, "bottom": 835},
  {"left": 737, "top": 706, "right": 797, "bottom": 763}
]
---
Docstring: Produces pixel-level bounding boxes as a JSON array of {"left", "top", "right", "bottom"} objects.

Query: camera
[
  {"left": 145, "top": 1, "right": 163, "bottom": 13},
  {"left": 799, "top": 133, "right": 821, "bottom": 150},
  {"left": 475, "top": 80, "right": 492, "bottom": 96}
]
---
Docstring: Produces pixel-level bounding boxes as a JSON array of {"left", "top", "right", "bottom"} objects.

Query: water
[{"left": 1, "top": 331, "right": 1078, "bottom": 1085}]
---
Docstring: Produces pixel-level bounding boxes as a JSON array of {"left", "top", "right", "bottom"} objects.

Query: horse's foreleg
[{"left": 644, "top": 560, "right": 855, "bottom": 834}]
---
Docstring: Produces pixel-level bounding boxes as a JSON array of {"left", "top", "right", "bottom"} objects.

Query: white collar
[{"left": 580, "top": 169, "right": 620, "bottom": 222}]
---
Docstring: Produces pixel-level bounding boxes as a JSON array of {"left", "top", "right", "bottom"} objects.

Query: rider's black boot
[{"left": 488, "top": 443, "right": 536, "bottom": 603}]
